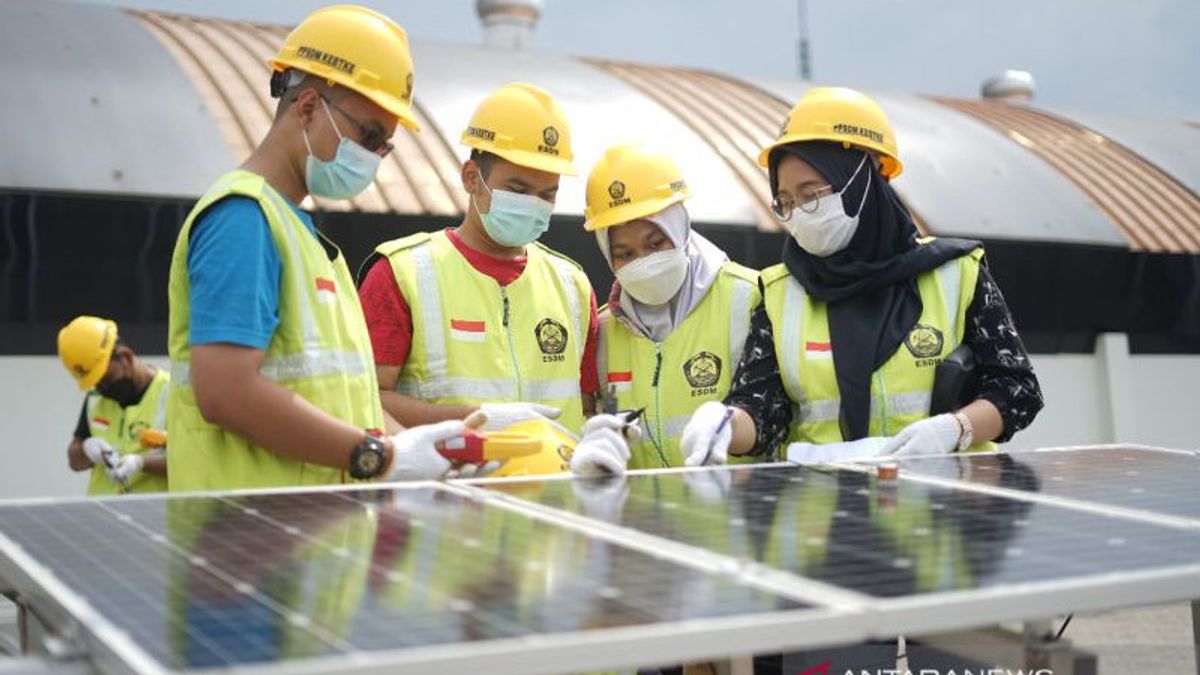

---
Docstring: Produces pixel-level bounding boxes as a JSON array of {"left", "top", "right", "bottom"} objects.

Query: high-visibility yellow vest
[
  {"left": 376, "top": 230, "right": 591, "bottom": 434},
  {"left": 762, "top": 245, "right": 996, "bottom": 451},
  {"left": 84, "top": 368, "right": 170, "bottom": 495},
  {"left": 598, "top": 261, "right": 760, "bottom": 468},
  {"left": 166, "top": 170, "right": 384, "bottom": 491}
]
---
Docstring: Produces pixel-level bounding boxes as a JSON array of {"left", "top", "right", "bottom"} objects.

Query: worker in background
[
  {"left": 58, "top": 316, "right": 169, "bottom": 494},
  {"left": 167, "top": 5, "right": 487, "bottom": 492},
  {"left": 680, "top": 87, "right": 1043, "bottom": 463},
  {"left": 568, "top": 143, "right": 760, "bottom": 476},
  {"left": 359, "top": 82, "right": 599, "bottom": 439}
]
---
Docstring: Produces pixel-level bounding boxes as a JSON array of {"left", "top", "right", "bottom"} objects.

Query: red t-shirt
[{"left": 359, "top": 228, "right": 600, "bottom": 395}]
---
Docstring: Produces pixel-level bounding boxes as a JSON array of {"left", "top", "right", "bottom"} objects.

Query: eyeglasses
[
  {"left": 319, "top": 94, "right": 395, "bottom": 158},
  {"left": 770, "top": 183, "right": 835, "bottom": 221}
]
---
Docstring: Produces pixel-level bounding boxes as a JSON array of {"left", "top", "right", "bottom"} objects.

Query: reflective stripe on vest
[
  {"left": 170, "top": 349, "right": 368, "bottom": 386},
  {"left": 264, "top": 187, "right": 322, "bottom": 348},
  {"left": 728, "top": 275, "right": 754, "bottom": 367},
  {"left": 546, "top": 254, "right": 585, "bottom": 364},
  {"left": 395, "top": 375, "right": 582, "bottom": 403},
  {"left": 799, "top": 390, "right": 933, "bottom": 423}
]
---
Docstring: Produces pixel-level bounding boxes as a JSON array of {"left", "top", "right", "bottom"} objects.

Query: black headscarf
[{"left": 769, "top": 141, "right": 979, "bottom": 440}]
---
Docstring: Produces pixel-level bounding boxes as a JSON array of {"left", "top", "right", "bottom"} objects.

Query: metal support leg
[
  {"left": 1191, "top": 599, "right": 1200, "bottom": 675},
  {"left": 18, "top": 597, "right": 28, "bottom": 655}
]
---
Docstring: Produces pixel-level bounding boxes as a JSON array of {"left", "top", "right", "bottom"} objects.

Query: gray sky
[{"left": 84, "top": 0, "right": 1200, "bottom": 120}]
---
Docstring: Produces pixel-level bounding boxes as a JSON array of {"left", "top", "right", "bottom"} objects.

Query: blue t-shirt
[{"left": 187, "top": 196, "right": 316, "bottom": 350}]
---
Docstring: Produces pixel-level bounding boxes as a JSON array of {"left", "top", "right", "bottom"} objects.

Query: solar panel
[
  {"left": 0, "top": 484, "right": 847, "bottom": 675},
  {"left": 485, "top": 463, "right": 1200, "bottom": 634},
  {"left": 882, "top": 446, "right": 1200, "bottom": 524},
  {"left": 4, "top": 453, "right": 1200, "bottom": 673}
]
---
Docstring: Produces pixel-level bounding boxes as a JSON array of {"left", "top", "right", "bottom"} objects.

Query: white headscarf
[{"left": 597, "top": 203, "right": 729, "bottom": 342}]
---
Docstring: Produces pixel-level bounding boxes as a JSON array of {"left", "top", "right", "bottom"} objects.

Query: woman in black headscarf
[{"left": 678, "top": 87, "right": 1043, "bottom": 462}]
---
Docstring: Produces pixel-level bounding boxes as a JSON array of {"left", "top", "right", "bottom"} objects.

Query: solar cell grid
[{"left": 0, "top": 484, "right": 809, "bottom": 673}]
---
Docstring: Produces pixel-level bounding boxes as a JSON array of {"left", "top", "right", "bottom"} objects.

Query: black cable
[{"left": 1053, "top": 614, "right": 1073, "bottom": 641}]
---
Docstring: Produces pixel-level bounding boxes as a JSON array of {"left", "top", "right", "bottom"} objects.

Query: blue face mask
[
  {"left": 473, "top": 171, "right": 553, "bottom": 248},
  {"left": 304, "top": 99, "right": 381, "bottom": 200}
]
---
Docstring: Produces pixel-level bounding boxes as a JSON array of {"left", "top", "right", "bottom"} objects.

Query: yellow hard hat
[
  {"left": 269, "top": 5, "right": 420, "bottom": 131},
  {"left": 57, "top": 316, "right": 118, "bottom": 391},
  {"left": 461, "top": 83, "right": 576, "bottom": 176},
  {"left": 490, "top": 418, "right": 577, "bottom": 477},
  {"left": 584, "top": 143, "right": 691, "bottom": 231},
  {"left": 759, "top": 87, "right": 903, "bottom": 179}
]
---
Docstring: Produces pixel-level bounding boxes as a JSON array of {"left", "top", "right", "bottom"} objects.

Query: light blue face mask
[
  {"left": 473, "top": 171, "right": 554, "bottom": 248},
  {"left": 303, "top": 99, "right": 381, "bottom": 200}
]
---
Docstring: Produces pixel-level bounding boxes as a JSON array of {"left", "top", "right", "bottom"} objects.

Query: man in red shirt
[{"left": 359, "top": 83, "right": 598, "bottom": 437}]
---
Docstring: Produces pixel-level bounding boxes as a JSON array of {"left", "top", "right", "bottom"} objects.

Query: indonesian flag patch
[
  {"left": 91, "top": 417, "right": 111, "bottom": 431},
  {"left": 805, "top": 341, "right": 832, "bottom": 359},
  {"left": 450, "top": 319, "right": 486, "bottom": 343},
  {"left": 315, "top": 277, "right": 337, "bottom": 304},
  {"left": 607, "top": 371, "right": 633, "bottom": 393}
]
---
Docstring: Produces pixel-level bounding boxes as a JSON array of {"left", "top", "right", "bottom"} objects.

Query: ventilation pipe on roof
[
  {"left": 981, "top": 69, "right": 1036, "bottom": 102},
  {"left": 477, "top": 0, "right": 543, "bottom": 50}
]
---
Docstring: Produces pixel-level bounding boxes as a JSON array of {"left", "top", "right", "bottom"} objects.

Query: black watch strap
[{"left": 348, "top": 434, "right": 388, "bottom": 480}]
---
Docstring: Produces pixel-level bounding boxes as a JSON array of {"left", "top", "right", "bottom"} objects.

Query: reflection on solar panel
[
  {"left": 0, "top": 485, "right": 815, "bottom": 673},
  {"left": 487, "top": 463, "right": 1200, "bottom": 599},
  {"left": 2, "top": 447, "right": 1200, "bottom": 674},
  {"left": 887, "top": 446, "right": 1200, "bottom": 523}
]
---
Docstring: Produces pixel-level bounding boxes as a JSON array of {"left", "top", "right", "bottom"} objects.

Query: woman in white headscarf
[{"left": 568, "top": 143, "right": 761, "bottom": 475}]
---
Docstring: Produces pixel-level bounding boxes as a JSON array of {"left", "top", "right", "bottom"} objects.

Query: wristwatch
[
  {"left": 348, "top": 434, "right": 389, "bottom": 480},
  {"left": 953, "top": 411, "right": 974, "bottom": 452}
]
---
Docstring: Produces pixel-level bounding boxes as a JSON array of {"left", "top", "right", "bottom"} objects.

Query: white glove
[
  {"left": 82, "top": 437, "right": 116, "bottom": 466},
  {"left": 479, "top": 402, "right": 561, "bottom": 432},
  {"left": 570, "top": 414, "right": 638, "bottom": 477},
  {"left": 445, "top": 461, "right": 502, "bottom": 480},
  {"left": 106, "top": 453, "right": 144, "bottom": 486},
  {"left": 787, "top": 437, "right": 890, "bottom": 465},
  {"left": 883, "top": 414, "right": 961, "bottom": 457},
  {"left": 384, "top": 420, "right": 467, "bottom": 481},
  {"left": 679, "top": 402, "right": 734, "bottom": 467}
]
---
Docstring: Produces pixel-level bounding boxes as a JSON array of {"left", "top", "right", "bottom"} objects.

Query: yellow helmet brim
[
  {"left": 584, "top": 193, "right": 687, "bottom": 232},
  {"left": 758, "top": 135, "right": 903, "bottom": 179}
]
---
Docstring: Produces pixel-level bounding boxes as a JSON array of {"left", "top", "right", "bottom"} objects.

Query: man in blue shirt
[{"left": 168, "top": 5, "right": 487, "bottom": 489}]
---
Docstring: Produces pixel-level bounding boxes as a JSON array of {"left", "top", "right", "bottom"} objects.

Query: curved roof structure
[{"left": 3, "top": 0, "right": 1199, "bottom": 251}]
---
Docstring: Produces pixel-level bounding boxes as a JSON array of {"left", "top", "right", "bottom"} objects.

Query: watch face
[
  {"left": 352, "top": 437, "right": 386, "bottom": 479},
  {"left": 357, "top": 450, "right": 382, "bottom": 475}
]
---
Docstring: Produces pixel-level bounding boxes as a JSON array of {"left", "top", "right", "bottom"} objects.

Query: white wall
[
  {"left": 2, "top": 340, "right": 1198, "bottom": 499},
  {"left": 1006, "top": 353, "right": 1111, "bottom": 450}
]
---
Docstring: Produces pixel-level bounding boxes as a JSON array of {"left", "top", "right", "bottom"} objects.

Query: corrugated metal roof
[
  {"left": 2, "top": 0, "right": 1198, "bottom": 253},
  {"left": 130, "top": 10, "right": 464, "bottom": 216},
  {"left": 405, "top": 40, "right": 764, "bottom": 228},
  {"left": 1035, "top": 106, "right": 1200, "bottom": 201},
  {"left": 929, "top": 96, "right": 1200, "bottom": 253},
  {"left": 586, "top": 59, "right": 789, "bottom": 230}
]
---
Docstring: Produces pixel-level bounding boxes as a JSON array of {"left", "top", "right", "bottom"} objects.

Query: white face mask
[
  {"left": 780, "top": 154, "right": 871, "bottom": 257},
  {"left": 615, "top": 248, "right": 689, "bottom": 306}
]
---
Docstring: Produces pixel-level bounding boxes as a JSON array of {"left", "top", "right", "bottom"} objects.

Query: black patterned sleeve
[
  {"left": 724, "top": 302, "right": 794, "bottom": 457},
  {"left": 965, "top": 264, "right": 1044, "bottom": 442}
]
